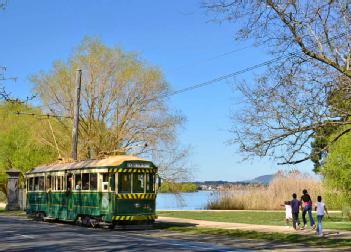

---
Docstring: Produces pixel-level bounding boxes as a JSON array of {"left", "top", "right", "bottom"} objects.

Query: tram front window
[
  {"left": 118, "top": 173, "right": 131, "bottom": 193},
  {"left": 29, "top": 178, "right": 34, "bottom": 191},
  {"left": 146, "top": 174, "right": 155, "bottom": 193},
  {"left": 133, "top": 173, "right": 145, "bottom": 193}
]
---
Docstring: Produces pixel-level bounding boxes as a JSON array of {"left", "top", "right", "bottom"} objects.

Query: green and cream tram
[{"left": 25, "top": 155, "right": 159, "bottom": 227}]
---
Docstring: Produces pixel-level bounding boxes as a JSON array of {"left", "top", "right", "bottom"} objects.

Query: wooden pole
[{"left": 71, "top": 69, "right": 82, "bottom": 161}]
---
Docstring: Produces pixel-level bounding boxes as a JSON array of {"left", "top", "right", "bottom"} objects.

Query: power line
[
  {"left": 0, "top": 66, "right": 17, "bottom": 82},
  {"left": 172, "top": 45, "right": 252, "bottom": 72},
  {"left": 159, "top": 55, "right": 286, "bottom": 99},
  {"left": 15, "top": 111, "right": 72, "bottom": 119},
  {"left": 157, "top": 32, "right": 347, "bottom": 100},
  {"left": 15, "top": 32, "right": 347, "bottom": 119}
]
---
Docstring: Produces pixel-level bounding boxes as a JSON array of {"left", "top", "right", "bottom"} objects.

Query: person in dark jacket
[
  {"left": 301, "top": 189, "right": 316, "bottom": 229},
  {"left": 290, "top": 193, "right": 301, "bottom": 230}
]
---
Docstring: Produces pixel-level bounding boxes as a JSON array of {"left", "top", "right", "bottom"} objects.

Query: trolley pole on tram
[{"left": 71, "top": 69, "right": 82, "bottom": 161}]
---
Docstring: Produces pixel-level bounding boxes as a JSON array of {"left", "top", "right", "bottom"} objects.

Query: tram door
[{"left": 101, "top": 173, "right": 110, "bottom": 214}]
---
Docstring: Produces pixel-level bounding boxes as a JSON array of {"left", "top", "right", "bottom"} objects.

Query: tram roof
[{"left": 26, "top": 155, "right": 152, "bottom": 174}]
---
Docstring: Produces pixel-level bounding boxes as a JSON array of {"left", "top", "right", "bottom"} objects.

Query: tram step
[
  {"left": 98, "top": 222, "right": 111, "bottom": 226},
  {"left": 43, "top": 217, "right": 55, "bottom": 221},
  {"left": 114, "top": 224, "right": 152, "bottom": 230}
]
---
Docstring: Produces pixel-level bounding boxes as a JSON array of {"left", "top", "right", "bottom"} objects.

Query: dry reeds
[{"left": 207, "top": 170, "right": 323, "bottom": 210}]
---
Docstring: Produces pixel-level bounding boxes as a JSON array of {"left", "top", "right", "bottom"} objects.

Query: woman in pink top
[{"left": 300, "top": 189, "right": 316, "bottom": 229}]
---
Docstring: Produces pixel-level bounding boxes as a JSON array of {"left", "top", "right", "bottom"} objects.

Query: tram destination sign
[{"left": 126, "top": 162, "right": 152, "bottom": 168}]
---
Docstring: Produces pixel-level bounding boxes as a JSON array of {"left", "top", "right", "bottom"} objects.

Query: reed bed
[{"left": 207, "top": 171, "right": 323, "bottom": 210}]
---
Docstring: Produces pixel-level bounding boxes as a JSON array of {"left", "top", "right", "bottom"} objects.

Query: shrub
[
  {"left": 159, "top": 181, "right": 197, "bottom": 193},
  {"left": 0, "top": 191, "right": 6, "bottom": 202}
]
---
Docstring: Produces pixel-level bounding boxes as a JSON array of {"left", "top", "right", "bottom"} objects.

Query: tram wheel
[
  {"left": 35, "top": 212, "right": 45, "bottom": 221},
  {"left": 82, "top": 216, "right": 91, "bottom": 226}
]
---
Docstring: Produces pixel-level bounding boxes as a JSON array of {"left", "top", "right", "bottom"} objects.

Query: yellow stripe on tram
[
  {"left": 115, "top": 193, "right": 156, "bottom": 200},
  {"left": 112, "top": 215, "right": 157, "bottom": 221}
]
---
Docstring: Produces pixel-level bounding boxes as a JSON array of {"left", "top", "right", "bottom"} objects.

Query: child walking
[
  {"left": 315, "top": 195, "right": 329, "bottom": 237},
  {"left": 281, "top": 201, "right": 292, "bottom": 226},
  {"left": 290, "top": 193, "right": 301, "bottom": 230}
]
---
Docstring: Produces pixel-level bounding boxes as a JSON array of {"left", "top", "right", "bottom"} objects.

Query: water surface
[{"left": 156, "top": 191, "right": 214, "bottom": 210}]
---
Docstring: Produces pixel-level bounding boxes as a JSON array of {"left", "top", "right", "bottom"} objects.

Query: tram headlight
[{"left": 134, "top": 203, "right": 141, "bottom": 208}]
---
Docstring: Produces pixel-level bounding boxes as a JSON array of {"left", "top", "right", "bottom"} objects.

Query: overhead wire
[
  {"left": 15, "top": 32, "right": 347, "bottom": 118},
  {"left": 15, "top": 111, "right": 72, "bottom": 119},
  {"left": 172, "top": 45, "right": 252, "bottom": 72}
]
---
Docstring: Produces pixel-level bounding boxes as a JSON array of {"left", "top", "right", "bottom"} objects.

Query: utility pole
[{"left": 71, "top": 69, "right": 82, "bottom": 161}]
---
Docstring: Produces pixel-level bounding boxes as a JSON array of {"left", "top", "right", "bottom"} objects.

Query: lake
[{"left": 156, "top": 191, "right": 215, "bottom": 210}]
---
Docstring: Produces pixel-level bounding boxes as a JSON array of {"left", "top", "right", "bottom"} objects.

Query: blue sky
[{"left": 0, "top": 0, "right": 313, "bottom": 181}]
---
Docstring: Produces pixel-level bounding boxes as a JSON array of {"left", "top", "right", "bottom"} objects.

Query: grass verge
[
  {"left": 0, "top": 207, "right": 26, "bottom": 217},
  {"left": 158, "top": 210, "right": 351, "bottom": 231},
  {"left": 153, "top": 222, "right": 351, "bottom": 248}
]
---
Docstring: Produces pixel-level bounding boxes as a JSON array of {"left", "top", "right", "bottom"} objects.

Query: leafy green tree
[
  {"left": 310, "top": 76, "right": 351, "bottom": 173},
  {"left": 30, "top": 37, "right": 184, "bottom": 160},
  {"left": 0, "top": 102, "right": 57, "bottom": 196},
  {"left": 30, "top": 37, "right": 189, "bottom": 182},
  {"left": 322, "top": 128, "right": 351, "bottom": 205}
]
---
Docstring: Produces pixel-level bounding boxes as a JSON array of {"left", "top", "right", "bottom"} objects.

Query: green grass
[
  {"left": 158, "top": 210, "right": 351, "bottom": 231},
  {"left": 153, "top": 222, "right": 351, "bottom": 248},
  {"left": 0, "top": 205, "right": 26, "bottom": 216}
]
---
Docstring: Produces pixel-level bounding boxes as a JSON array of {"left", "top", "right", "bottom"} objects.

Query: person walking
[
  {"left": 301, "top": 189, "right": 316, "bottom": 229},
  {"left": 281, "top": 200, "right": 292, "bottom": 227},
  {"left": 315, "top": 195, "right": 329, "bottom": 237},
  {"left": 290, "top": 193, "right": 301, "bottom": 230}
]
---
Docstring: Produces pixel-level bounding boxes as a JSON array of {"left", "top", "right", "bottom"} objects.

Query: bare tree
[
  {"left": 0, "top": 0, "right": 7, "bottom": 10},
  {"left": 153, "top": 143, "right": 192, "bottom": 182},
  {"left": 204, "top": 1, "right": 351, "bottom": 165}
]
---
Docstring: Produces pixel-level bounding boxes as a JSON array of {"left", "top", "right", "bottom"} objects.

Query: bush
[
  {"left": 0, "top": 191, "right": 6, "bottom": 202},
  {"left": 342, "top": 205, "right": 351, "bottom": 219},
  {"left": 159, "top": 181, "right": 197, "bottom": 193}
]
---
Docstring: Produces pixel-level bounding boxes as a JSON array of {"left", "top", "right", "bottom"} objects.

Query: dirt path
[{"left": 157, "top": 216, "right": 347, "bottom": 239}]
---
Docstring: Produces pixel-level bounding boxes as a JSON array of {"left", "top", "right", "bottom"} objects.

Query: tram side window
[
  {"left": 32, "top": 176, "right": 44, "bottom": 191},
  {"left": 63, "top": 176, "right": 67, "bottom": 190},
  {"left": 75, "top": 173, "right": 82, "bottom": 190},
  {"left": 133, "top": 173, "right": 145, "bottom": 193},
  {"left": 82, "top": 173, "right": 90, "bottom": 190},
  {"left": 51, "top": 176, "right": 56, "bottom": 191},
  {"left": 90, "top": 173, "right": 97, "bottom": 190},
  {"left": 67, "top": 174, "right": 73, "bottom": 190},
  {"left": 118, "top": 173, "right": 131, "bottom": 193},
  {"left": 146, "top": 174, "right": 155, "bottom": 193},
  {"left": 38, "top": 176, "right": 44, "bottom": 191},
  {"left": 57, "top": 176, "right": 63, "bottom": 190},
  {"left": 46, "top": 175, "right": 51, "bottom": 190}
]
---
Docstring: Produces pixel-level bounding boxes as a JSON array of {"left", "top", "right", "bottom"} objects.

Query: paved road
[
  {"left": 0, "top": 216, "right": 251, "bottom": 252},
  {"left": 0, "top": 216, "right": 347, "bottom": 251}
]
